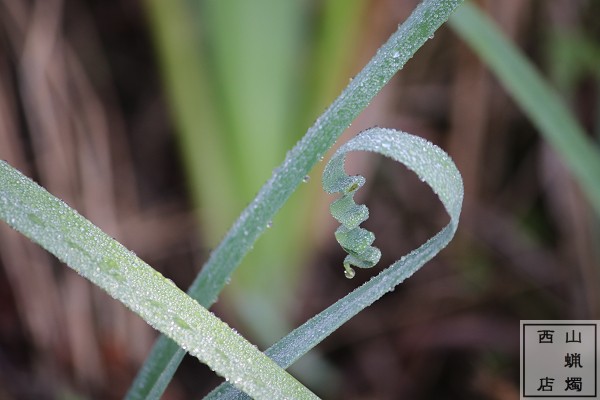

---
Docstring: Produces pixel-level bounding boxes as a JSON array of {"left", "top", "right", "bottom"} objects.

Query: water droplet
[
  {"left": 166, "top": 278, "right": 177, "bottom": 287},
  {"left": 302, "top": 175, "right": 310, "bottom": 183},
  {"left": 392, "top": 51, "right": 400, "bottom": 58},
  {"left": 266, "top": 221, "right": 272, "bottom": 229},
  {"left": 344, "top": 265, "right": 355, "bottom": 279}
]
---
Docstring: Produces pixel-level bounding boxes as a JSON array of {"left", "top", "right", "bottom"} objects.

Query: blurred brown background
[{"left": 1, "top": 0, "right": 599, "bottom": 399}]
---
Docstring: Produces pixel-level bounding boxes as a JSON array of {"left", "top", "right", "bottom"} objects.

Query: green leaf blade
[
  {"left": 129, "top": 1, "right": 465, "bottom": 398},
  {"left": 0, "top": 161, "right": 318, "bottom": 400},
  {"left": 205, "top": 127, "right": 464, "bottom": 399},
  {"left": 449, "top": 3, "right": 600, "bottom": 216}
]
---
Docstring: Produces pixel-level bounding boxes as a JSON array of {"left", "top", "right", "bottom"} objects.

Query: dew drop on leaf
[
  {"left": 166, "top": 278, "right": 177, "bottom": 287},
  {"left": 344, "top": 265, "right": 355, "bottom": 279}
]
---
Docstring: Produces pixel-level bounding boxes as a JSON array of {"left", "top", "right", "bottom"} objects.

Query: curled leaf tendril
[
  {"left": 323, "top": 157, "right": 380, "bottom": 279},
  {"left": 323, "top": 127, "right": 463, "bottom": 279},
  {"left": 204, "top": 127, "right": 464, "bottom": 399}
]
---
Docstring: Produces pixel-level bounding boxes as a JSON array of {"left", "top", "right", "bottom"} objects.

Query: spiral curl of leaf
[
  {"left": 323, "top": 127, "right": 463, "bottom": 279},
  {"left": 322, "top": 155, "right": 381, "bottom": 279},
  {"left": 205, "top": 126, "right": 463, "bottom": 399}
]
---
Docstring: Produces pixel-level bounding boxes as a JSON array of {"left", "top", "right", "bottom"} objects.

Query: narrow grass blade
[
  {"left": 449, "top": 3, "right": 600, "bottom": 216},
  {"left": 128, "top": 0, "right": 464, "bottom": 398},
  {"left": 0, "top": 161, "right": 318, "bottom": 400},
  {"left": 144, "top": 0, "right": 238, "bottom": 238},
  {"left": 205, "top": 128, "right": 464, "bottom": 399},
  {"left": 302, "top": 0, "right": 367, "bottom": 117}
]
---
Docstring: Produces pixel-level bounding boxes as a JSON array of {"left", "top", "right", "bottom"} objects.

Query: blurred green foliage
[{"left": 145, "top": 0, "right": 366, "bottom": 345}]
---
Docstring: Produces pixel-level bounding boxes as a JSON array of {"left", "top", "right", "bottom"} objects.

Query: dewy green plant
[
  {"left": 325, "top": 141, "right": 382, "bottom": 279},
  {"left": 0, "top": 0, "right": 465, "bottom": 398},
  {"left": 324, "top": 129, "right": 462, "bottom": 281},
  {"left": 0, "top": 161, "right": 318, "bottom": 400},
  {"left": 129, "top": 0, "right": 464, "bottom": 398},
  {"left": 205, "top": 128, "right": 463, "bottom": 400}
]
